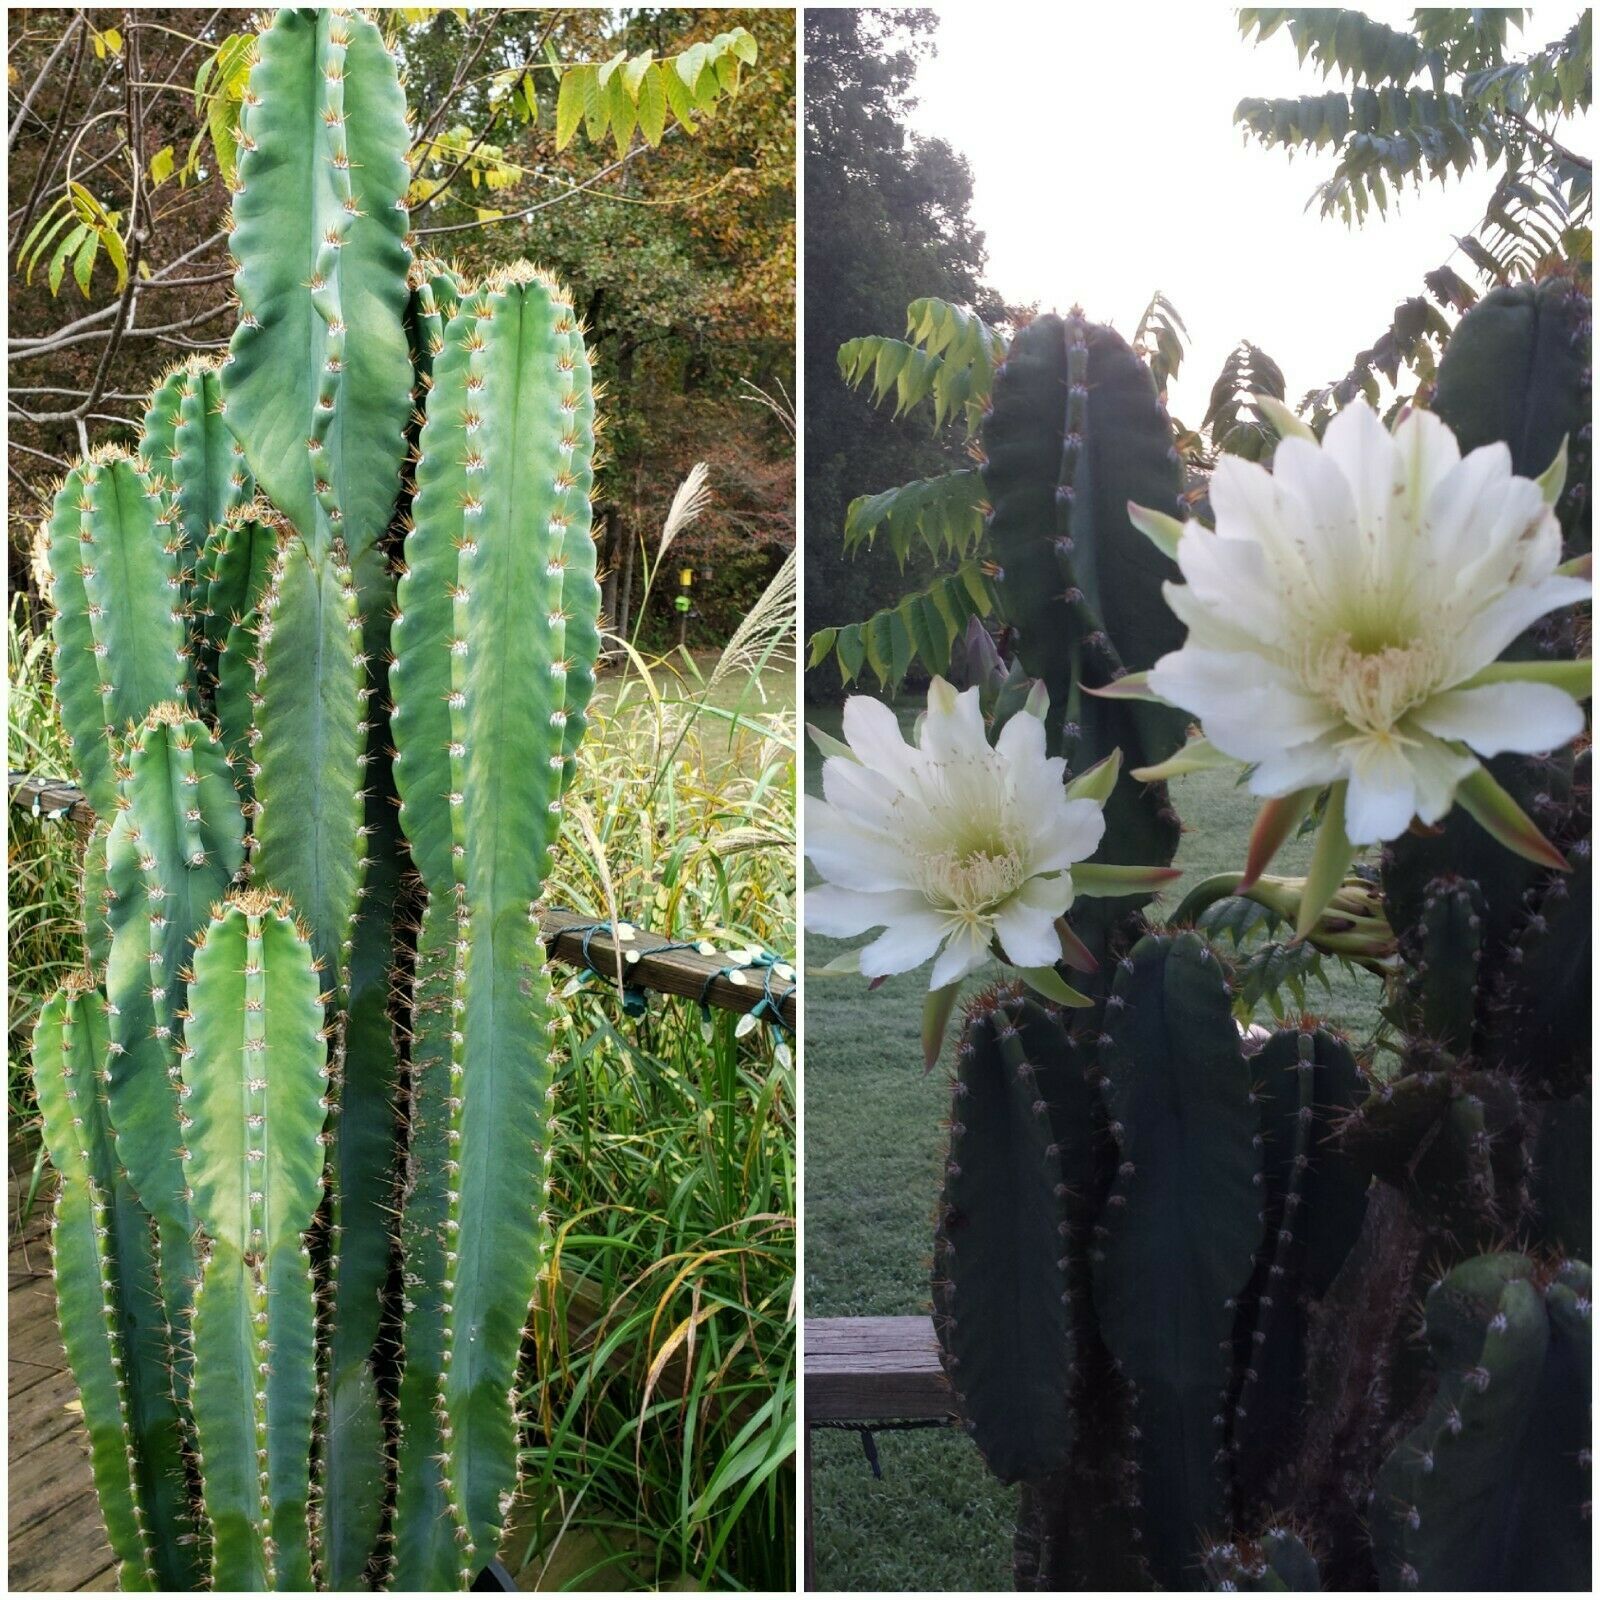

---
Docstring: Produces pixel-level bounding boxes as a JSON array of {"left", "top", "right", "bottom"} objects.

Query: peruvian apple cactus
[{"left": 32, "top": 9, "right": 600, "bottom": 1590}]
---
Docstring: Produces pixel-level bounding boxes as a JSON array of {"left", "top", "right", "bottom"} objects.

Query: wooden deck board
[{"left": 8, "top": 1171, "right": 109, "bottom": 1592}]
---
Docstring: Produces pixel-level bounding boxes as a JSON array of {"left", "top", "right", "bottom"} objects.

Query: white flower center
[
  {"left": 918, "top": 844, "right": 1029, "bottom": 927},
  {"left": 1299, "top": 631, "right": 1448, "bottom": 740}
]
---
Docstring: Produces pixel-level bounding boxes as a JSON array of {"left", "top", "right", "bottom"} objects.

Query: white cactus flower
[
  {"left": 805, "top": 678, "right": 1107, "bottom": 991},
  {"left": 1144, "top": 400, "right": 1590, "bottom": 847}
]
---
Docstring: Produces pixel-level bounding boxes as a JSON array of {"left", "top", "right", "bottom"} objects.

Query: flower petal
[
  {"left": 841, "top": 694, "right": 917, "bottom": 785},
  {"left": 1451, "top": 573, "right": 1592, "bottom": 678},
  {"left": 930, "top": 926, "right": 991, "bottom": 990},
  {"left": 921, "top": 678, "right": 989, "bottom": 763},
  {"left": 803, "top": 798, "right": 917, "bottom": 892},
  {"left": 1341, "top": 737, "right": 1422, "bottom": 844},
  {"left": 1031, "top": 798, "right": 1105, "bottom": 874},
  {"left": 993, "top": 893, "right": 1063, "bottom": 967},
  {"left": 1414, "top": 682, "right": 1586, "bottom": 758},
  {"left": 804, "top": 884, "right": 929, "bottom": 938},
  {"left": 1320, "top": 399, "right": 1399, "bottom": 548},
  {"left": 858, "top": 913, "right": 950, "bottom": 979}
]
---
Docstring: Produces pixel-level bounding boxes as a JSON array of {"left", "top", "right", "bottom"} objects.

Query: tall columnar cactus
[
  {"left": 389, "top": 264, "right": 599, "bottom": 1582},
  {"left": 32, "top": 8, "right": 605, "bottom": 1590},
  {"left": 850, "top": 281, "right": 1591, "bottom": 1590}
]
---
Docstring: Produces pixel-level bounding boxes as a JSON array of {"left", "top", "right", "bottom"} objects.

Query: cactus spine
[{"left": 32, "top": 8, "right": 604, "bottom": 1590}]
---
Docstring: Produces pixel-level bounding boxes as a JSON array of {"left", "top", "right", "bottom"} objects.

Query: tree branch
[{"left": 7, "top": 10, "right": 82, "bottom": 152}]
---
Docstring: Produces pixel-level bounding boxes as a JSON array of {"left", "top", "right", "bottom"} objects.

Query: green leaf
[
  {"left": 806, "top": 627, "right": 837, "bottom": 670},
  {"left": 101, "top": 226, "right": 128, "bottom": 291},
  {"left": 619, "top": 51, "right": 652, "bottom": 102},
  {"left": 607, "top": 70, "right": 637, "bottom": 154},
  {"left": 596, "top": 49, "right": 628, "bottom": 90},
  {"left": 662, "top": 60, "right": 698, "bottom": 132},
  {"left": 73, "top": 228, "right": 101, "bottom": 297},
  {"left": 555, "top": 65, "right": 587, "bottom": 150},
  {"left": 149, "top": 145, "right": 176, "bottom": 187},
  {"left": 49, "top": 223, "right": 88, "bottom": 295},
  {"left": 636, "top": 63, "right": 668, "bottom": 146}
]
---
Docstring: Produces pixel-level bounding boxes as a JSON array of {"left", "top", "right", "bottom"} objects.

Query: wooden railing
[{"left": 8, "top": 771, "right": 794, "bottom": 1028}]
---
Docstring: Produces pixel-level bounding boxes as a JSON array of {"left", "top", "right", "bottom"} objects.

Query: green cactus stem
[
  {"left": 934, "top": 988, "right": 1075, "bottom": 1484},
  {"left": 139, "top": 355, "right": 254, "bottom": 573},
  {"left": 104, "top": 706, "right": 246, "bottom": 1414},
  {"left": 225, "top": 6, "right": 413, "bottom": 564},
  {"left": 197, "top": 504, "right": 277, "bottom": 721},
  {"left": 390, "top": 264, "right": 600, "bottom": 1578},
  {"left": 247, "top": 529, "right": 366, "bottom": 993},
  {"left": 981, "top": 309, "right": 1191, "bottom": 890},
  {"left": 1373, "top": 1253, "right": 1591, "bottom": 1591},
  {"left": 45, "top": 448, "right": 189, "bottom": 821},
  {"left": 33, "top": 979, "right": 201, "bottom": 1591},
  {"left": 1091, "top": 931, "right": 1264, "bottom": 1588},
  {"left": 321, "top": 535, "right": 405, "bottom": 1589},
  {"left": 181, "top": 891, "right": 328, "bottom": 1591},
  {"left": 1226, "top": 1027, "right": 1368, "bottom": 1511}
]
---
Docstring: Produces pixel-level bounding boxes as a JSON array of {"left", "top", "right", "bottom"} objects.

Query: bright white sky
[{"left": 906, "top": 3, "right": 1591, "bottom": 421}]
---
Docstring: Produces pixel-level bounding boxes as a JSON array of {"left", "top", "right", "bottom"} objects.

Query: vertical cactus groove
[
  {"left": 139, "top": 356, "right": 254, "bottom": 571},
  {"left": 1092, "top": 932, "right": 1264, "bottom": 1588},
  {"left": 981, "top": 310, "right": 1190, "bottom": 875},
  {"left": 935, "top": 989, "right": 1075, "bottom": 1484},
  {"left": 1225, "top": 1028, "right": 1367, "bottom": 1510},
  {"left": 390, "top": 901, "right": 461, "bottom": 1590},
  {"left": 182, "top": 893, "right": 327, "bottom": 1590},
  {"left": 249, "top": 530, "right": 366, "bottom": 992},
  {"left": 224, "top": 7, "right": 413, "bottom": 563},
  {"left": 321, "top": 536, "right": 403, "bottom": 1589},
  {"left": 33, "top": 981, "right": 200, "bottom": 1591},
  {"left": 104, "top": 708, "right": 246, "bottom": 1416},
  {"left": 199, "top": 505, "right": 277, "bottom": 725},
  {"left": 390, "top": 265, "right": 600, "bottom": 1576},
  {"left": 46, "top": 449, "right": 188, "bottom": 820}
]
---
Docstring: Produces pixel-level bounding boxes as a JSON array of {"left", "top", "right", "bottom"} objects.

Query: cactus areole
[{"left": 33, "top": 9, "right": 603, "bottom": 1590}]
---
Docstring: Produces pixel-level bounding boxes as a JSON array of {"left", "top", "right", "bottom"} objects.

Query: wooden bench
[{"left": 803, "top": 1315, "right": 954, "bottom": 1587}]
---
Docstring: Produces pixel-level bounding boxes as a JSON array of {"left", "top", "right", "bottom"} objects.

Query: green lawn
[{"left": 802, "top": 697, "right": 1384, "bottom": 1592}]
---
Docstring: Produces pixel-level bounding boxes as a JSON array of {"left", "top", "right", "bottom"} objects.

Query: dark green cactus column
[
  {"left": 1092, "top": 932, "right": 1263, "bottom": 1589},
  {"left": 1373, "top": 1253, "right": 1590, "bottom": 1590},
  {"left": 981, "top": 310, "right": 1191, "bottom": 884},
  {"left": 390, "top": 264, "right": 600, "bottom": 1582},
  {"left": 182, "top": 892, "right": 328, "bottom": 1591},
  {"left": 321, "top": 534, "right": 406, "bottom": 1591},
  {"left": 934, "top": 989, "right": 1075, "bottom": 1484}
]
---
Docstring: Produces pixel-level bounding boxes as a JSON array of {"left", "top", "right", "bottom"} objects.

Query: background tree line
[{"left": 8, "top": 6, "right": 795, "bottom": 649}]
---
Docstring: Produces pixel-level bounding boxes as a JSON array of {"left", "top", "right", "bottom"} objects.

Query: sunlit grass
[{"left": 7, "top": 594, "right": 85, "bottom": 1130}]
